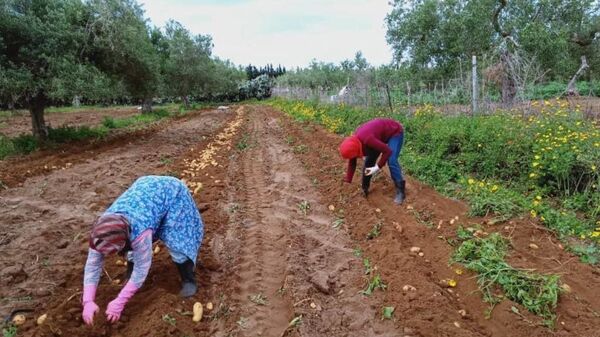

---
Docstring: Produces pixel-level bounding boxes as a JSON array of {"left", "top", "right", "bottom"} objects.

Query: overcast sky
[{"left": 141, "top": 0, "right": 394, "bottom": 69}]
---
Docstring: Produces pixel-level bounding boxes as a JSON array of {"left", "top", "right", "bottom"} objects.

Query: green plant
[
  {"left": 2, "top": 324, "right": 17, "bottom": 337},
  {"left": 381, "top": 306, "right": 395, "bottom": 320},
  {"left": 162, "top": 314, "right": 177, "bottom": 327},
  {"left": 331, "top": 218, "right": 344, "bottom": 229},
  {"left": 160, "top": 156, "right": 173, "bottom": 165},
  {"left": 0, "top": 136, "right": 16, "bottom": 159},
  {"left": 102, "top": 116, "right": 117, "bottom": 129},
  {"left": 366, "top": 221, "right": 382, "bottom": 240},
  {"left": 362, "top": 274, "right": 387, "bottom": 295},
  {"left": 411, "top": 209, "right": 434, "bottom": 228},
  {"left": 287, "top": 315, "right": 302, "bottom": 328},
  {"left": 249, "top": 293, "right": 268, "bottom": 306},
  {"left": 236, "top": 134, "right": 250, "bottom": 151},
  {"left": 12, "top": 134, "right": 38, "bottom": 154},
  {"left": 452, "top": 232, "right": 561, "bottom": 326},
  {"left": 363, "top": 258, "right": 372, "bottom": 274},
  {"left": 353, "top": 247, "right": 363, "bottom": 257},
  {"left": 236, "top": 316, "right": 248, "bottom": 329},
  {"left": 298, "top": 200, "right": 310, "bottom": 215},
  {"left": 293, "top": 144, "right": 308, "bottom": 154}
]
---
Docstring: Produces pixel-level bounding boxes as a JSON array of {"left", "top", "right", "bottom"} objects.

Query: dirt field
[
  {"left": 0, "top": 107, "right": 139, "bottom": 138},
  {"left": 1, "top": 105, "right": 599, "bottom": 337}
]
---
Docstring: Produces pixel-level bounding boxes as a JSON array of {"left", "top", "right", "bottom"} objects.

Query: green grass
[{"left": 452, "top": 231, "right": 561, "bottom": 326}]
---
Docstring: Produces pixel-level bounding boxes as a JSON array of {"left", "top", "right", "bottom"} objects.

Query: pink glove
[
  {"left": 105, "top": 282, "right": 139, "bottom": 323},
  {"left": 82, "top": 285, "right": 99, "bottom": 325}
]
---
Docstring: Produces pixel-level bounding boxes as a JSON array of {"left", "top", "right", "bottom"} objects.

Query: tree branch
[
  {"left": 566, "top": 56, "right": 589, "bottom": 96},
  {"left": 570, "top": 19, "right": 600, "bottom": 47},
  {"left": 492, "top": 0, "right": 510, "bottom": 38}
]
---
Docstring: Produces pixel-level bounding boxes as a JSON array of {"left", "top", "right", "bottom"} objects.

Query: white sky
[{"left": 141, "top": 0, "right": 394, "bottom": 69}]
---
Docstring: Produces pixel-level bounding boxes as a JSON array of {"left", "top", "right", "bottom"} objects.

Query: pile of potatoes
[{"left": 181, "top": 112, "right": 245, "bottom": 195}]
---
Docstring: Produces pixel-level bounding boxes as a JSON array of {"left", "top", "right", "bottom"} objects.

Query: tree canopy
[
  {"left": 0, "top": 0, "right": 248, "bottom": 139},
  {"left": 385, "top": 0, "right": 600, "bottom": 80}
]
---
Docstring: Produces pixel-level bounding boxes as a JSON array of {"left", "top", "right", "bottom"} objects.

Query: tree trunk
[
  {"left": 501, "top": 51, "right": 517, "bottom": 106},
  {"left": 29, "top": 93, "right": 48, "bottom": 140},
  {"left": 141, "top": 98, "right": 153, "bottom": 114},
  {"left": 566, "top": 56, "right": 589, "bottom": 96},
  {"left": 384, "top": 84, "right": 393, "bottom": 114},
  {"left": 182, "top": 95, "right": 190, "bottom": 109}
]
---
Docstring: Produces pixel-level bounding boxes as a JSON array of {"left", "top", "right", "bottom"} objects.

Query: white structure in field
[{"left": 329, "top": 85, "right": 349, "bottom": 103}]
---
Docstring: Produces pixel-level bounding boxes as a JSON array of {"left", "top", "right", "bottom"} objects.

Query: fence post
[
  {"left": 384, "top": 84, "right": 394, "bottom": 114},
  {"left": 472, "top": 55, "right": 478, "bottom": 115}
]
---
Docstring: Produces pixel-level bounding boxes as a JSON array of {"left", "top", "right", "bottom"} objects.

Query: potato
[
  {"left": 37, "top": 314, "right": 47, "bottom": 325},
  {"left": 205, "top": 302, "right": 213, "bottom": 311},
  {"left": 192, "top": 302, "right": 203, "bottom": 322},
  {"left": 12, "top": 314, "right": 26, "bottom": 326}
]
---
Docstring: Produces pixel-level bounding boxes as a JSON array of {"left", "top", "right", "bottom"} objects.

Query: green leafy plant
[
  {"left": 452, "top": 232, "right": 561, "bottom": 326},
  {"left": 331, "top": 217, "right": 344, "bottom": 229},
  {"left": 366, "top": 221, "right": 382, "bottom": 240},
  {"left": 2, "top": 324, "right": 17, "bottom": 337},
  {"left": 162, "top": 314, "right": 177, "bottom": 327},
  {"left": 102, "top": 116, "right": 117, "bottom": 129},
  {"left": 236, "top": 316, "right": 248, "bottom": 329},
  {"left": 362, "top": 274, "right": 387, "bottom": 295},
  {"left": 293, "top": 144, "right": 308, "bottom": 154},
  {"left": 381, "top": 306, "right": 395, "bottom": 320},
  {"left": 236, "top": 134, "right": 250, "bottom": 151},
  {"left": 298, "top": 200, "right": 310, "bottom": 216},
  {"left": 363, "top": 258, "right": 372, "bottom": 275},
  {"left": 249, "top": 293, "right": 268, "bottom": 306},
  {"left": 353, "top": 247, "right": 363, "bottom": 257}
]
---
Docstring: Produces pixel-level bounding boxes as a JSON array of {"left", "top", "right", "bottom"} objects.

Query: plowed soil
[
  {"left": 0, "top": 107, "right": 139, "bottom": 138},
  {"left": 1, "top": 105, "right": 599, "bottom": 337}
]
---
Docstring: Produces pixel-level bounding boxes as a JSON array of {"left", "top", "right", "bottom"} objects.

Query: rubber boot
[
  {"left": 175, "top": 259, "right": 197, "bottom": 298},
  {"left": 394, "top": 180, "right": 406, "bottom": 204},
  {"left": 361, "top": 174, "right": 372, "bottom": 198}
]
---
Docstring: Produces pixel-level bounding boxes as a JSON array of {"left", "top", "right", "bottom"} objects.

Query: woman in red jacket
[{"left": 339, "top": 118, "right": 405, "bottom": 204}]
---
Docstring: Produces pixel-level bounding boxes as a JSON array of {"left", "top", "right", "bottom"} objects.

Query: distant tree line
[{"left": 244, "top": 64, "right": 286, "bottom": 80}]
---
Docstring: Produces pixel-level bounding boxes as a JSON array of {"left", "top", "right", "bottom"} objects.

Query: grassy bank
[{"left": 0, "top": 108, "right": 175, "bottom": 160}]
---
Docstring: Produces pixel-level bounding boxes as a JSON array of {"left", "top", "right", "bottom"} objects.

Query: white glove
[{"left": 365, "top": 164, "right": 380, "bottom": 176}]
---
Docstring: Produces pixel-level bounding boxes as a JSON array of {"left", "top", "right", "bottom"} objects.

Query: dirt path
[{"left": 205, "top": 105, "right": 397, "bottom": 337}]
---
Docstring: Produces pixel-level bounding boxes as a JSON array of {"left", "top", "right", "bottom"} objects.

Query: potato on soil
[
  {"left": 37, "top": 314, "right": 47, "bottom": 325},
  {"left": 12, "top": 314, "right": 26, "bottom": 325},
  {"left": 192, "top": 302, "right": 203, "bottom": 322}
]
